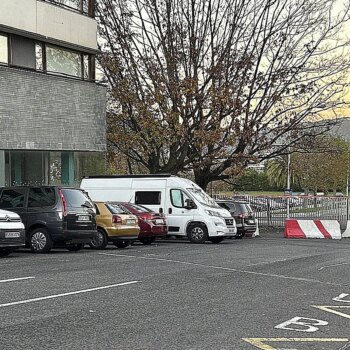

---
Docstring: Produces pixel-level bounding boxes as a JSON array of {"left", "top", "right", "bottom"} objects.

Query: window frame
[
  {"left": 0, "top": 32, "right": 9, "bottom": 64},
  {"left": 170, "top": 189, "right": 191, "bottom": 209},
  {"left": 41, "top": 0, "right": 95, "bottom": 17}
]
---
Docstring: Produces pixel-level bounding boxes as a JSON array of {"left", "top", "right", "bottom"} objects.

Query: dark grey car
[
  {"left": 0, "top": 186, "right": 97, "bottom": 253},
  {"left": 216, "top": 200, "right": 257, "bottom": 238}
]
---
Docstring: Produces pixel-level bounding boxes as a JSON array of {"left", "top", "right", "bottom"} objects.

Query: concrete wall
[
  {"left": 0, "top": 66, "right": 106, "bottom": 152},
  {"left": 0, "top": 0, "right": 97, "bottom": 50}
]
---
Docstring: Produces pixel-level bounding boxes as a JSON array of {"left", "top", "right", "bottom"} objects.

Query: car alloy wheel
[
  {"left": 187, "top": 223, "right": 208, "bottom": 243},
  {"left": 29, "top": 228, "right": 53, "bottom": 253},
  {"left": 31, "top": 231, "right": 47, "bottom": 251}
]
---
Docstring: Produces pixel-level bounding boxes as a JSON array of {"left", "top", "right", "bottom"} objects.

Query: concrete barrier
[
  {"left": 285, "top": 219, "right": 341, "bottom": 239},
  {"left": 342, "top": 221, "right": 350, "bottom": 238},
  {"left": 252, "top": 222, "right": 259, "bottom": 237}
]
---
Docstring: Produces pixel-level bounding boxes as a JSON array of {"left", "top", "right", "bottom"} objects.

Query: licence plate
[
  {"left": 247, "top": 220, "right": 255, "bottom": 224},
  {"left": 5, "top": 232, "right": 20, "bottom": 238},
  {"left": 126, "top": 219, "right": 135, "bottom": 224},
  {"left": 155, "top": 219, "right": 164, "bottom": 225},
  {"left": 78, "top": 215, "right": 90, "bottom": 221}
]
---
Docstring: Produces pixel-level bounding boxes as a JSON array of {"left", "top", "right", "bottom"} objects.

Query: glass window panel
[
  {"left": 48, "top": 0, "right": 82, "bottom": 11},
  {"left": 0, "top": 34, "right": 8, "bottom": 63},
  {"left": 0, "top": 189, "right": 26, "bottom": 209},
  {"left": 28, "top": 187, "right": 56, "bottom": 207},
  {"left": 135, "top": 191, "right": 161, "bottom": 205},
  {"left": 83, "top": 54, "right": 89, "bottom": 80},
  {"left": 11, "top": 35, "right": 36, "bottom": 69},
  {"left": 46, "top": 45, "right": 82, "bottom": 77},
  {"left": 36, "top": 43, "right": 43, "bottom": 71}
]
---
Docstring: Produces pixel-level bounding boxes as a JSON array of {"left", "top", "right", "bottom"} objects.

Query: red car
[{"left": 119, "top": 203, "right": 167, "bottom": 244}]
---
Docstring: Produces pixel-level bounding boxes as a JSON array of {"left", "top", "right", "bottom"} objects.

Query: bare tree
[{"left": 97, "top": 0, "right": 350, "bottom": 189}]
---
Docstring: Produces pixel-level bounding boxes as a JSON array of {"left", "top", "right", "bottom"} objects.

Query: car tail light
[
  {"left": 59, "top": 190, "right": 67, "bottom": 217},
  {"left": 140, "top": 215, "right": 152, "bottom": 223},
  {"left": 112, "top": 215, "right": 122, "bottom": 224}
]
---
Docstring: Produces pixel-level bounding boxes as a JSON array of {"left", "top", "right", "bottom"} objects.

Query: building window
[
  {"left": 43, "top": 0, "right": 95, "bottom": 17},
  {"left": 0, "top": 32, "right": 95, "bottom": 80},
  {"left": 0, "top": 34, "right": 8, "bottom": 64},
  {"left": 11, "top": 35, "right": 36, "bottom": 69},
  {"left": 46, "top": 45, "right": 82, "bottom": 78}
]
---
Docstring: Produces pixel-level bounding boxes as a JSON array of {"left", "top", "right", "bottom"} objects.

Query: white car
[{"left": 0, "top": 209, "right": 25, "bottom": 257}]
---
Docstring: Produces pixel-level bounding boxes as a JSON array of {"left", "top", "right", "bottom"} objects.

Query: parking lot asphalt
[{"left": 1, "top": 235, "right": 350, "bottom": 350}]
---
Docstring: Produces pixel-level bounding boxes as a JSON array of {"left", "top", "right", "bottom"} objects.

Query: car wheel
[
  {"left": 66, "top": 243, "right": 84, "bottom": 252},
  {"left": 209, "top": 237, "right": 224, "bottom": 244},
  {"left": 0, "top": 249, "right": 12, "bottom": 257},
  {"left": 140, "top": 237, "right": 156, "bottom": 245},
  {"left": 113, "top": 240, "right": 130, "bottom": 249},
  {"left": 89, "top": 229, "right": 108, "bottom": 250},
  {"left": 30, "top": 228, "right": 53, "bottom": 253},
  {"left": 187, "top": 223, "right": 208, "bottom": 243},
  {"left": 235, "top": 232, "right": 246, "bottom": 239}
]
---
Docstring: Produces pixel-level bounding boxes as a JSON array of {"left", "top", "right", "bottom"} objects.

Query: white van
[{"left": 80, "top": 175, "right": 236, "bottom": 243}]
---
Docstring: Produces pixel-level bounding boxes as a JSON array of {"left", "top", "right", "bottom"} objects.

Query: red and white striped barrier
[
  {"left": 285, "top": 220, "right": 341, "bottom": 239},
  {"left": 342, "top": 221, "right": 350, "bottom": 238}
]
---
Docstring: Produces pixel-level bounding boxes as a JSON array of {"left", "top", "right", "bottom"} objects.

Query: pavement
[{"left": 1, "top": 234, "right": 350, "bottom": 350}]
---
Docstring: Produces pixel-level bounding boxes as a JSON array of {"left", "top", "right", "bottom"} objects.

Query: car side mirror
[{"left": 185, "top": 199, "right": 196, "bottom": 210}]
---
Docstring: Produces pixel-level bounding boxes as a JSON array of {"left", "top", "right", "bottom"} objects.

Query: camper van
[{"left": 80, "top": 175, "right": 236, "bottom": 244}]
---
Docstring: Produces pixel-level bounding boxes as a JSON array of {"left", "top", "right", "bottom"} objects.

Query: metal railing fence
[{"left": 213, "top": 194, "right": 350, "bottom": 229}]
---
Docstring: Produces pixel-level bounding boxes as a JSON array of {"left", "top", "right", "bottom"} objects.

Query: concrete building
[{"left": 0, "top": 0, "right": 106, "bottom": 186}]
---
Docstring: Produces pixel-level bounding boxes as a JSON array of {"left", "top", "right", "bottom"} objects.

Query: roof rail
[{"left": 84, "top": 174, "right": 173, "bottom": 179}]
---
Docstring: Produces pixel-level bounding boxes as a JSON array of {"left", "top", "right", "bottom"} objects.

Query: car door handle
[{"left": 168, "top": 208, "right": 172, "bottom": 214}]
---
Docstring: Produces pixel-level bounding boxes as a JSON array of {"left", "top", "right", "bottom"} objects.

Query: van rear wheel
[
  {"left": 187, "top": 223, "right": 208, "bottom": 243},
  {"left": 30, "top": 228, "right": 53, "bottom": 254}
]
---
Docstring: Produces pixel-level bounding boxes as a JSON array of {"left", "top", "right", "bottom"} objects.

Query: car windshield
[{"left": 187, "top": 188, "right": 219, "bottom": 207}]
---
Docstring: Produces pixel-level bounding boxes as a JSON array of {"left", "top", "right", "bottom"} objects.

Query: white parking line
[
  {"left": 0, "top": 277, "right": 35, "bottom": 283},
  {"left": 0, "top": 281, "right": 140, "bottom": 308},
  {"left": 99, "top": 252, "right": 346, "bottom": 287}
]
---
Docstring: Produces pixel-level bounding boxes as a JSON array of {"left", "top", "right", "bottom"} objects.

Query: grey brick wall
[{"left": 0, "top": 66, "right": 106, "bottom": 151}]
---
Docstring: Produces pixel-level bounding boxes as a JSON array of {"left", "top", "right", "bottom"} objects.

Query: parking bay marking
[
  {"left": 242, "top": 338, "right": 350, "bottom": 350},
  {"left": 0, "top": 281, "right": 140, "bottom": 308},
  {"left": 0, "top": 277, "right": 35, "bottom": 283},
  {"left": 312, "top": 306, "right": 350, "bottom": 320},
  {"left": 99, "top": 252, "right": 346, "bottom": 286}
]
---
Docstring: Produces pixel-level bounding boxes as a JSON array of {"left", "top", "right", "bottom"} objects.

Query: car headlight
[{"left": 206, "top": 210, "right": 222, "bottom": 217}]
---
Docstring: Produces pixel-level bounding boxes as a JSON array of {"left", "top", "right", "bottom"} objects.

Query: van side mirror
[{"left": 185, "top": 199, "right": 196, "bottom": 210}]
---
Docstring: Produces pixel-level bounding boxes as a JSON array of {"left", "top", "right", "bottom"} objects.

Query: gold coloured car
[{"left": 90, "top": 202, "right": 139, "bottom": 249}]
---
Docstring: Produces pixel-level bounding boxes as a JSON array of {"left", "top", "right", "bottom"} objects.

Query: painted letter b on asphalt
[{"left": 275, "top": 317, "right": 328, "bottom": 332}]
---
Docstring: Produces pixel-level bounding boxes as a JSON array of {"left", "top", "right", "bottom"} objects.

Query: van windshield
[{"left": 187, "top": 188, "right": 219, "bottom": 207}]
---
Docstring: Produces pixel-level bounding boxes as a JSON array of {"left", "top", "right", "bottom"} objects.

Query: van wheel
[
  {"left": 30, "top": 228, "right": 53, "bottom": 253},
  {"left": 89, "top": 229, "right": 108, "bottom": 250},
  {"left": 113, "top": 240, "right": 130, "bottom": 249},
  {"left": 140, "top": 237, "right": 156, "bottom": 245},
  {"left": 187, "top": 223, "right": 208, "bottom": 243},
  {"left": 0, "top": 249, "right": 12, "bottom": 257},
  {"left": 209, "top": 237, "right": 224, "bottom": 244},
  {"left": 66, "top": 243, "right": 84, "bottom": 252}
]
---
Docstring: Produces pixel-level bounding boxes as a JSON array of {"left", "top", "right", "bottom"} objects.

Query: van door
[
  {"left": 132, "top": 179, "right": 167, "bottom": 214},
  {"left": 166, "top": 189, "right": 194, "bottom": 235}
]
